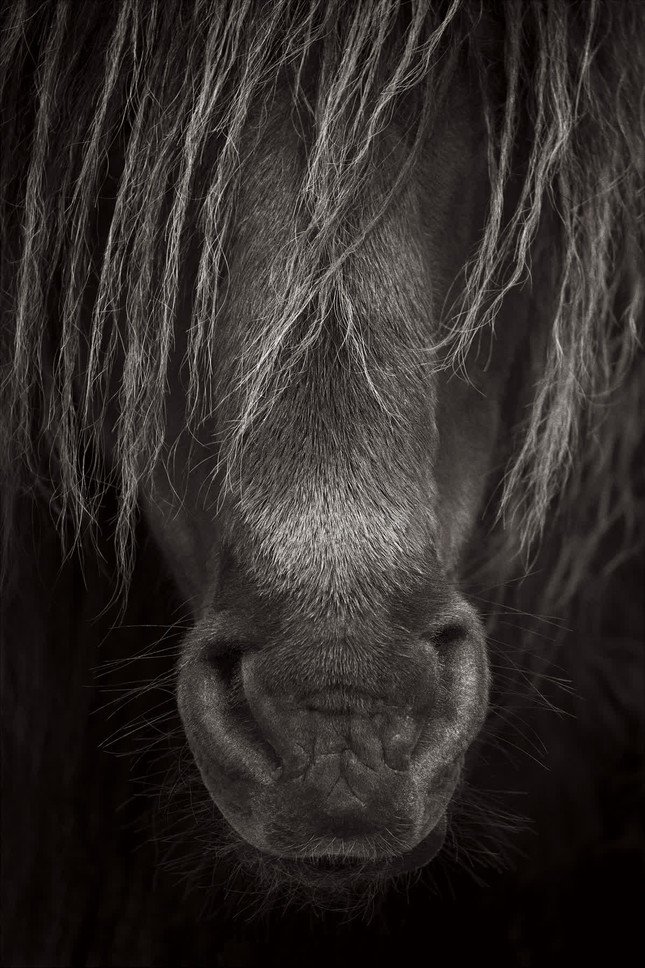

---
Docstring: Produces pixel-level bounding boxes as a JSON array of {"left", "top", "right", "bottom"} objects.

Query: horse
[{"left": 1, "top": 1, "right": 643, "bottom": 963}]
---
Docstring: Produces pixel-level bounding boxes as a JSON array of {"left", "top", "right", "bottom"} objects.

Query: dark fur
[{"left": 1, "top": 1, "right": 644, "bottom": 964}]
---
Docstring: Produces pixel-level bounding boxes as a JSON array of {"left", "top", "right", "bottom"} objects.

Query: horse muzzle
[{"left": 177, "top": 600, "right": 488, "bottom": 871}]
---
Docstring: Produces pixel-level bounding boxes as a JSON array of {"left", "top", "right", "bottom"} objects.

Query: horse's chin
[
  {"left": 366, "top": 814, "right": 448, "bottom": 876},
  {"left": 231, "top": 815, "right": 447, "bottom": 900}
]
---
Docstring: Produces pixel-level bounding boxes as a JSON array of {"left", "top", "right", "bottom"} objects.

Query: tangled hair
[{"left": 1, "top": 0, "right": 643, "bottom": 595}]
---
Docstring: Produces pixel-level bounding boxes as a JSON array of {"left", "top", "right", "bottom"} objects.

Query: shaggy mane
[{"left": 1, "top": 0, "right": 643, "bottom": 601}]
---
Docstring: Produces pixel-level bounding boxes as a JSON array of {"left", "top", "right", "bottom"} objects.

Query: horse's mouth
[
  {"left": 365, "top": 813, "right": 448, "bottom": 876},
  {"left": 233, "top": 814, "right": 448, "bottom": 898}
]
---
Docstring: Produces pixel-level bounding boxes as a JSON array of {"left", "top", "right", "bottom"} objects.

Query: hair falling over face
[{"left": 0, "top": 1, "right": 643, "bottom": 964}]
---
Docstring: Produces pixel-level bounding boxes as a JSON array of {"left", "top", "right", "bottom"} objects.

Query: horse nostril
[
  {"left": 201, "top": 641, "right": 249, "bottom": 709},
  {"left": 433, "top": 622, "right": 468, "bottom": 649},
  {"left": 205, "top": 645, "right": 243, "bottom": 688},
  {"left": 182, "top": 636, "right": 283, "bottom": 779}
]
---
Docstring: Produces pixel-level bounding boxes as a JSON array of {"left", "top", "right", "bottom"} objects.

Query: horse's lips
[
  {"left": 365, "top": 813, "right": 448, "bottom": 877},
  {"left": 251, "top": 813, "right": 448, "bottom": 878}
]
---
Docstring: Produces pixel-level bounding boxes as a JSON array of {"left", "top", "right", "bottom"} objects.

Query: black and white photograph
[{"left": 1, "top": 1, "right": 643, "bottom": 965}]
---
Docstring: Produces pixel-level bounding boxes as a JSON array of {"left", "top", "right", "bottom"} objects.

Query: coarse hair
[{"left": 1, "top": 0, "right": 643, "bottom": 597}]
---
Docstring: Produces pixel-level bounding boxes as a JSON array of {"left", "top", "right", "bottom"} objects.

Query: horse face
[{"left": 139, "top": 81, "right": 529, "bottom": 872}]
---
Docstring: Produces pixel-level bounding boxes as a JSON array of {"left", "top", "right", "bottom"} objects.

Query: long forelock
[{"left": 1, "top": 0, "right": 643, "bottom": 603}]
